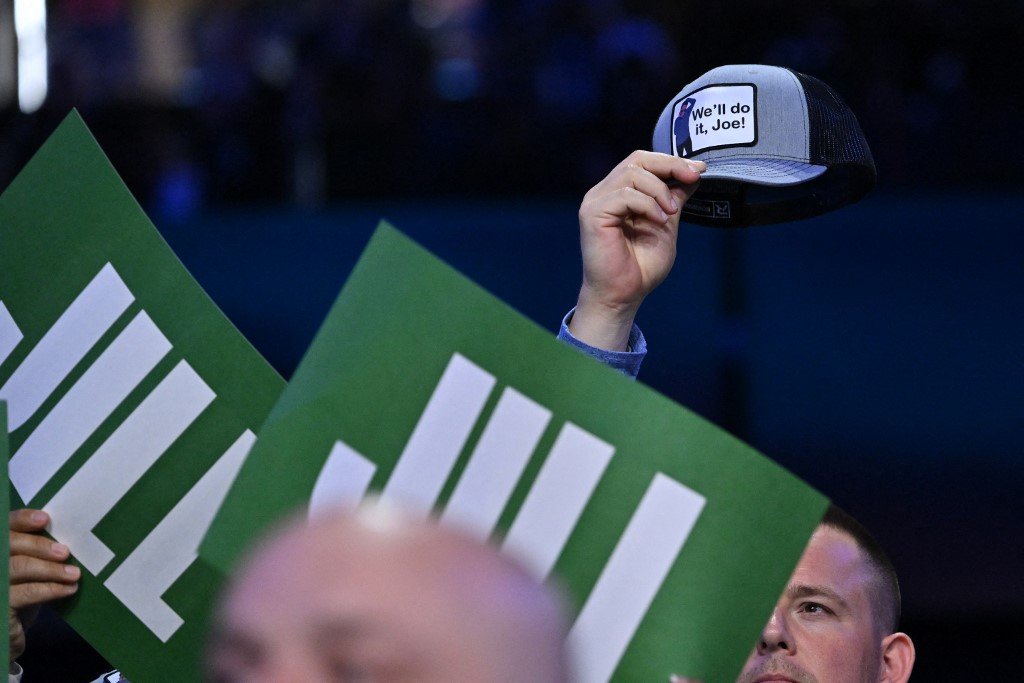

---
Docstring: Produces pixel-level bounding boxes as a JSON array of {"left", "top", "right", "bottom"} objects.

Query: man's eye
[{"left": 800, "top": 602, "right": 832, "bottom": 615}]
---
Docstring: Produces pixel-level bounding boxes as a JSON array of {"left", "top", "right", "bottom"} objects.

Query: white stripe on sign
[
  {"left": 441, "top": 387, "right": 551, "bottom": 541},
  {"left": 308, "top": 440, "right": 377, "bottom": 518},
  {"left": 44, "top": 361, "right": 216, "bottom": 573},
  {"left": 0, "top": 264, "right": 133, "bottom": 431},
  {"left": 566, "top": 473, "right": 706, "bottom": 683},
  {"left": 501, "top": 422, "right": 613, "bottom": 579},
  {"left": 105, "top": 429, "right": 256, "bottom": 642},
  {"left": 380, "top": 353, "right": 495, "bottom": 517},
  {"left": 0, "top": 301, "right": 24, "bottom": 367},
  {"left": 9, "top": 311, "right": 171, "bottom": 503}
]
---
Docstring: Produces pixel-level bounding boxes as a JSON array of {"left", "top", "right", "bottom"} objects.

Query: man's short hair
[{"left": 820, "top": 504, "right": 902, "bottom": 634}]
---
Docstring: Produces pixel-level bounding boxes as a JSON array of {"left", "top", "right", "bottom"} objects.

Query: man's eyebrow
[
  {"left": 311, "top": 616, "right": 410, "bottom": 647},
  {"left": 311, "top": 618, "right": 425, "bottom": 661},
  {"left": 786, "top": 583, "right": 851, "bottom": 610},
  {"left": 312, "top": 617, "right": 375, "bottom": 640},
  {"left": 204, "top": 626, "right": 266, "bottom": 667}
]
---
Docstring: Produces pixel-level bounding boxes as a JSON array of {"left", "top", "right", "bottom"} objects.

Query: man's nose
[{"left": 756, "top": 607, "right": 795, "bottom": 655}]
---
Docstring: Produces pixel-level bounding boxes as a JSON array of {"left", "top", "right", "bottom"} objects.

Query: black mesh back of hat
[
  {"left": 792, "top": 70, "right": 875, "bottom": 173},
  {"left": 679, "top": 68, "right": 877, "bottom": 227}
]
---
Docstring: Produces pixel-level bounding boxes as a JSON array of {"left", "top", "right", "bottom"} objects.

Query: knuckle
[
  {"left": 9, "top": 508, "right": 46, "bottom": 532},
  {"left": 13, "top": 581, "right": 64, "bottom": 608},
  {"left": 11, "top": 555, "right": 67, "bottom": 583},
  {"left": 9, "top": 531, "right": 30, "bottom": 553},
  {"left": 10, "top": 554, "right": 31, "bottom": 576},
  {"left": 12, "top": 532, "right": 53, "bottom": 559},
  {"left": 579, "top": 195, "right": 603, "bottom": 215},
  {"left": 9, "top": 508, "right": 29, "bottom": 529},
  {"left": 11, "top": 583, "right": 37, "bottom": 608},
  {"left": 619, "top": 165, "right": 639, "bottom": 186},
  {"left": 24, "top": 583, "right": 53, "bottom": 603}
]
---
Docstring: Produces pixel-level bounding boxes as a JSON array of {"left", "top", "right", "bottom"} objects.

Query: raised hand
[{"left": 570, "top": 150, "right": 705, "bottom": 351}]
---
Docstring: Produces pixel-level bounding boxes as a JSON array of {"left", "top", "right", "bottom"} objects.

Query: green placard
[
  {"left": 0, "top": 113, "right": 286, "bottom": 681},
  {"left": 202, "top": 224, "right": 829, "bottom": 682},
  {"left": 2, "top": 402, "right": 9, "bottom": 670}
]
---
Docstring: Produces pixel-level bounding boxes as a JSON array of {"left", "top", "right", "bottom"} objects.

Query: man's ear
[{"left": 879, "top": 632, "right": 915, "bottom": 683}]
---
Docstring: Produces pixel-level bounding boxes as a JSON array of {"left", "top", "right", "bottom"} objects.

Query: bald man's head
[{"left": 207, "top": 504, "right": 569, "bottom": 682}]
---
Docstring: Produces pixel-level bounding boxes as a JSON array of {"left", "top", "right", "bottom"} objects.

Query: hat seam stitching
[
  {"left": 701, "top": 153, "right": 816, "bottom": 162},
  {"left": 785, "top": 67, "right": 811, "bottom": 159}
]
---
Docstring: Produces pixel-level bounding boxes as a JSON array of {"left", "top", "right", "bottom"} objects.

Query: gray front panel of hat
[{"left": 652, "top": 64, "right": 810, "bottom": 164}]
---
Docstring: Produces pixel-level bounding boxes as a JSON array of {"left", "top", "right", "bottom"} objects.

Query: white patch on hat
[{"left": 672, "top": 84, "right": 757, "bottom": 157}]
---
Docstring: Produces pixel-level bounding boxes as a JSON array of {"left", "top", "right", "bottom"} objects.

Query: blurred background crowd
[
  {"left": 2, "top": 0, "right": 1023, "bottom": 220},
  {"left": 1, "top": 1, "right": 1022, "bottom": 681}
]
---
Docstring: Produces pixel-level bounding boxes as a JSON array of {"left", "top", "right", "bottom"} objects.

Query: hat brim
[{"left": 699, "top": 157, "right": 827, "bottom": 187}]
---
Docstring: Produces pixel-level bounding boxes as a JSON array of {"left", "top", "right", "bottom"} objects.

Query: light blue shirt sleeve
[{"left": 556, "top": 308, "right": 646, "bottom": 379}]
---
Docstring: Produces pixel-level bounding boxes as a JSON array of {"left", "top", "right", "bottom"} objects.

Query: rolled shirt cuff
[{"left": 557, "top": 308, "right": 646, "bottom": 379}]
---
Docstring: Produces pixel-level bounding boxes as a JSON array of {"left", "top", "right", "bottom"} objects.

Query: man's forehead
[
  {"left": 788, "top": 526, "right": 873, "bottom": 595},
  {"left": 228, "top": 530, "right": 488, "bottom": 625}
]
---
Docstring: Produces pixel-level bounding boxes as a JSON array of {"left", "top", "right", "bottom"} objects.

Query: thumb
[{"left": 670, "top": 181, "right": 699, "bottom": 209}]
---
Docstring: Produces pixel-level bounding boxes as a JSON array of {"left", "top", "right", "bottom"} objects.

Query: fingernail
[
  {"left": 64, "top": 565, "right": 80, "bottom": 578},
  {"left": 51, "top": 543, "right": 69, "bottom": 557},
  {"left": 689, "top": 160, "right": 707, "bottom": 172},
  {"left": 30, "top": 511, "right": 48, "bottom": 525},
  {"left": 659, "top": 209, "right": 668, "bottom": 222},
  {"left": 670, "top": 196, "right": 679, "bottom": 211}
]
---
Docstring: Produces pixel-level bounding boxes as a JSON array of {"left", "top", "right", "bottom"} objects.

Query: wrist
[{"left": 568, "top": 292, "right": 642, "bottom": 352}]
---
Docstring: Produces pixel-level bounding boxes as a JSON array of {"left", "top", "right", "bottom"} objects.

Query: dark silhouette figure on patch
[{"left": 674, "top": 98, "right": 697, "bottom": 156}]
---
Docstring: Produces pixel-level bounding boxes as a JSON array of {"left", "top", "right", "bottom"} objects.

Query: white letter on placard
[
  {"left": 45, "top": 361, "right": 216, "bottom": 573},
  {"left": 9, "top": 311, "right": 171, "bottom": 504},
  {"left": 308, "top": 440, "right": 377, "bottom": 519},
  {"left": 104, "top": 430, "right": 256, "bottom": 642},
  {"left": 0, "top": 301, "right": 24, "bottom": 367},
  {"left": 380, "top": 353, "right": 495, "bottom": 517},
  {"left": 566, "top": 473, "right": 705, "bottom": 683},
  {"left": 501, "top": 422, "right": 614, "bottom": 579},
  {"left": 0, "top": 263, "right": 133, "bottom": 431},
  {"left": 441, "top": 387, "right": 551, "bottom": 541}
]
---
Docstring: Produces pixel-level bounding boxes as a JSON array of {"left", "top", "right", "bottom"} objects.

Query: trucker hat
[{"left": 652, "top": 64, "right": 876, "bottom": 227}]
